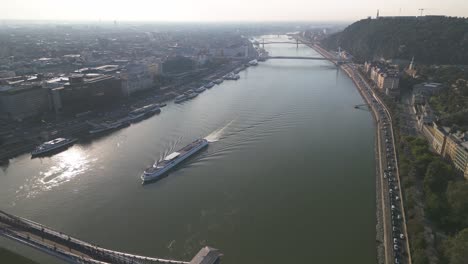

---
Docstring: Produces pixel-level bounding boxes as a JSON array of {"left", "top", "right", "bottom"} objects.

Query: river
[{"left": 0, "top": 35, "right": 377, "bottom": 264}]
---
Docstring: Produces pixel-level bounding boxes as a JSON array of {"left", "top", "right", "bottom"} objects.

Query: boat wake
[{"left": 205, "top": 119, "right": 235, "bottom": 142}]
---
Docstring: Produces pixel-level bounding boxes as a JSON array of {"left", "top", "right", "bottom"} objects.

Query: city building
[
  {"left": 446, "top": 133, "right": 468, "bottom": 178},
  {"left": 431, "top": 123, "right": 448, "bottom": 155},
  {"left": 377, "top": 71, "right": 400, "bottom": 96},
  {"left": 0, "top": 82, "right": 49, "bottom": 121},
  {"left": 413, "top": 82, "right": 445, "bottom": 101},
  {"left": 365, "top": 61, "right": 400, "bottom": 96},
  {"left": 55, "top": 74, "right": 123, "bottom": 113},
  {"left": 422, "top": 124, "right": 468, "bottom": 179},
  {"left": 120, "top": 63, "right": 156, "bottom": 96}
]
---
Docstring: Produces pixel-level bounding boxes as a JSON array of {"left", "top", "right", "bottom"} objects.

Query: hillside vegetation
[{"left": 321, "top": 16, "right": 468, "bottom": 64}]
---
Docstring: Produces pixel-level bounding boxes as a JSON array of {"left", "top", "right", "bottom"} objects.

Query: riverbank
[
  {"left": 296, "top": 38, "right": 385, "bottom": 264},
  {"left": 301, "top": 39, "right": 413, "bottom": 264},
  {"left": 0, "top": 38, "right": 378, "bottom": 264},
  {"left": 0, "top": 60, "right": 249, "bottom": 164}
]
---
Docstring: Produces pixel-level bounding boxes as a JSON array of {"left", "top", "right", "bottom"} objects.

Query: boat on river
[
  {"left": 204, "top": 82, "right": 215, "bottom": 88},
  {"left": 141, "top": 138, "right": 209, "bottom": 183},
  {"left": 31, "top": 138, "right": 78, "bottom": 157},
  {"left": 175, "top": 94, "right": 188, "bottom": 103}
]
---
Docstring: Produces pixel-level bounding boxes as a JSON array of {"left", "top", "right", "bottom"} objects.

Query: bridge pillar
[{"left": 296, "top": 39, "right": 299, "bottom": 49}]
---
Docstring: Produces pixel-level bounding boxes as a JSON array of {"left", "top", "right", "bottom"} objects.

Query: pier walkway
[{"left": 0, "top": 210, "right": 221, "bottom": 264}]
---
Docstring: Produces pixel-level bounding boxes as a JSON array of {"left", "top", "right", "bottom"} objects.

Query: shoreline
[
  {"left": 303, "top": 41, "right": 413, "bottom": 264},
  {"left": 0, "top": 60, "right": 249, "bottom": 164},
  {"left": 299, "top": 39, "right": 389, "bottom": 264}
]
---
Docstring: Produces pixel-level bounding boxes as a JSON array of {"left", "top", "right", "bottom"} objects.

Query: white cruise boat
[
  {"left": 31, "top": 138, "right": 78, "bottom": 157},
  {"left": 141, "top": 138, "right": 209, "bottom": 183}
]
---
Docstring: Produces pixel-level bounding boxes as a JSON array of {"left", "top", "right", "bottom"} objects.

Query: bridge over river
[
  {"left": 0, "top": 210, "right": 222, "bottom": 264},
  {"left": 266, "top": 56, "right": 349, "bottom": 63}
]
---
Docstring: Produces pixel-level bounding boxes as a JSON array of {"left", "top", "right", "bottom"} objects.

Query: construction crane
[{"left": 418, "top": 8, "right": 435, "bottom": 16}]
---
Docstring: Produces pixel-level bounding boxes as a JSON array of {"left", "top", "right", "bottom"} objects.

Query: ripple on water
[{"left": 16, "top": 147, "right": 95, "bottom": 199}]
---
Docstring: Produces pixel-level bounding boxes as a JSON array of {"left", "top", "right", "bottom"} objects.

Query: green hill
[{"left": 321, "top": 16, "right": 468, "bottom": 64}]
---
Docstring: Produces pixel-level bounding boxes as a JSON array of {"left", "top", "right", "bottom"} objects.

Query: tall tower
[
  {"left": 409, "top": 56, "right": 415, "bottom": 70},
  {"left": 377, "top": 9, "right": 380, "bottom": 18}
]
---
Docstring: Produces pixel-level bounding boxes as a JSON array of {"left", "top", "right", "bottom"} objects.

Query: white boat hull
[{"left": 141, "top": 140, "right": 208, "bottom": 183}]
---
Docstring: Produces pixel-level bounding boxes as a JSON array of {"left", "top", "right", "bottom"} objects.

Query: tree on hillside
[
  {"left": 321, "top": 17, "right": 468, "bottom": 64},
  {"left": 424, "top": 160, "right": 453, "bottom": 194},
  {"left": 446, "top": 181, "right": 468, "bottom": 231},
  {"left": 425, "top": 191, "right": 449, "bottom": 227},
  {"left": 444, "top": 228, "right": 468, "bottom": 264}
]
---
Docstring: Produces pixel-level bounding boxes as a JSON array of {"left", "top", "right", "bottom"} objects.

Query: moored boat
[
  {"left": 185, "top": 89, "right": 198, "bottom": 99},
  {"left": 213, "top": 79, "right": 223, "bottom": 85},
  {"left": 195, "top": 86, "right": 206, "bottom": 93},
  {"left": 204, "top": 82, "right": 215, "bottom": 88},
  {"left": 128, "top": 104, "right": 161, "bottom": 120},
  {"left": 175, "top": 94, "right": 188, "bottom": 103},
  {"left": 31, "top": 138, "right": 78, "bottom": 157},
  {"left": 249, "top": 59, "right": 258, "bottom": 66},
  {"left": 89, "top": 121, "right": 130, "bottom": 136}
]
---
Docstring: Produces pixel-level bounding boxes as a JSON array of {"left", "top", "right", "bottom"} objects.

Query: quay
[
  {"left": 0, "top": 210, "right": 222, "bottom": 264},
  {"left": 301, "top": 38, "right": 412, "bottom": 264}
]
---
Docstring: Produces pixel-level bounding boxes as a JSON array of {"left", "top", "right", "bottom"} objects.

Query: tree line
[{"left": 321, "top": 16, "right": 468, "bottom": 65}]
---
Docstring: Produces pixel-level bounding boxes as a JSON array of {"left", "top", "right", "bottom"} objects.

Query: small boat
[
  {"left": 213, "top": 79, "right": 223, "bottom": 85},
  {"left": 175, "top": 94, "right": 188, "bottom": 103},
  {"left": 128, "top": 104, "right": 161, "bottom": 121},
  {"left": 185, "top": 89, "right": 198, "bottom": 99},
  {"left": 31, "top": 138, "right": 78, "bottom": 157},
  {"left": 224, "top": 73, "right": 240, "bottom": 80},
  {"left": 187, "top": 92, "right": 198, "bottom": 99},
  {"left": 89, "top": 121, "right": 130, "bottom": 135},
  {"left": 158, "top": 103, "right": 167, "bottom": 107},
  {"left": 249, "top": 59, "right": 258, "bottom": 66},
  {"left": 204, "top": 82, "right": 215, "bottom": 88},
  {"left": 127, "top": 112, "right": 146, "bottom": 123},
  {"left": 195, "top": 87, "right": 206, "bottom": 93}
]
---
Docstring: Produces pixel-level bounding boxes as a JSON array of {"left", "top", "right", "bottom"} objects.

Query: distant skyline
[{"left": 1, "top": 0, "right": 468, "bottom": 22}]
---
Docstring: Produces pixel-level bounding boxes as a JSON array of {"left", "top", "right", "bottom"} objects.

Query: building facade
[
  {"left": 57, "top": 74, "right": 123, "bottom": 113},
  {"left": 0, "top": 83, "right": 49, "bottom": 120},
  {"left": 120, "top": 64, "right": 156, "bottom": 96}
]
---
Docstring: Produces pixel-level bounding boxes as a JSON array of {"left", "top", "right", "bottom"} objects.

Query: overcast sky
[{"left": 2, "top": 0, "right": 467, "bottom": 22}]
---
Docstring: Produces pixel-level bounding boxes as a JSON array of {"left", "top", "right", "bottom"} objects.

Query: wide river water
[{"left": 0, "top": 35, "right": 376, "bottom": 264}]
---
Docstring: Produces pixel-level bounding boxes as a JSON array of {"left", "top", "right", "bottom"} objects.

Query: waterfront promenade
[{"left": 0, "top": 210, "right": 221, "bottom": 264}]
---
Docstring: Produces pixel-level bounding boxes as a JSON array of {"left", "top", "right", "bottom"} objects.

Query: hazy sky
[{"left": 2, "top": 0, "right": 467, "bottom": 22}]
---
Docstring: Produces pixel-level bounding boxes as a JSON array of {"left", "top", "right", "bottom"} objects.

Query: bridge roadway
[
  {"left": 0, "top": 210, "right": 221, "bottom": 264},
  {"left": 266, "top": 55, "right": 348, "bottom": 62},
  {"left": 257, "top": 41, "right": 309, "bottom": 44}
]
